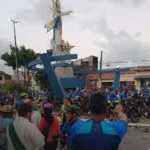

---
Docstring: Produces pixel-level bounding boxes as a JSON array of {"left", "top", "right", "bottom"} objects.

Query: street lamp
[{"left": 9, "top": 18, "right": 19, "bottom": 81}]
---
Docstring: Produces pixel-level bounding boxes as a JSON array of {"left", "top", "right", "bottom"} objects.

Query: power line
[{"left": 101, "top": 59, "right": 150, "bottom": 64}]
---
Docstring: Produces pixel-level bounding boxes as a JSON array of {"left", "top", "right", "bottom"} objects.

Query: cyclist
[
  {"left": 69, "top": 92, "right": 128, "bottom": 150},
  {"left": 109, "top": 90, "right": 120, "bottom": 108},
  {"left": 60, "top": 105, "right": 80, "bottom": 150},
  {"left": 59, "top": 99, "right": 70, "bottom": 128}
]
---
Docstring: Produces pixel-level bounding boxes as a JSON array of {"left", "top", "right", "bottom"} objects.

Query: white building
[{"left": 0, "top": 71, "right": 11, "bottom": 84}]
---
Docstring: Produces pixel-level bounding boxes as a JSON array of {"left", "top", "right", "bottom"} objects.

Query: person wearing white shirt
[
  {"left": 32, "top": 104, "right": 42, "bottom": 126},
  {"left": 7, "top": 104, "right": 45, "bottom": 150}
]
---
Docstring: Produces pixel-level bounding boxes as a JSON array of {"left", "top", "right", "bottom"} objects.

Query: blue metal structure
[
  {"left": 60, "top": 78, "right": 85, "bottom": 89},
  {"left": 74, "top": 67, "right": 130, "bottom": 74},
  {"left": 112, "top": 68, "right": 121, "bottom": 89},
  {"left": 28, "top": 54, "right": 77, "bottom": 69},
  {"left": 29, "top": 53, "right": 78, "bottom": 101},
  {"left": 75, "top": 68, "right": 129, "bottom": 90},
  {"left": 29, "top": 52, "right": 129, "bottom": 101},
  {"left": 40, "top": 53, "right": 64, "bottom": 101}
]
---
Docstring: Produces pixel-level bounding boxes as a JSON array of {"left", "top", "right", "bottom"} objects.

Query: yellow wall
[
  {"left": 120, "top": 74, "right": 135, "bottom": 82},
  {"left": 134, "top": 80, "right": 141, "bottom": 91},
  {"left": 136, "top": 71, "right": 150, "bottom": 76}
]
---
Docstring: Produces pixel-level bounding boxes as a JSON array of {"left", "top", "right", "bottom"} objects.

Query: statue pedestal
[{"left": 55, "top": 67, "right": 74, "bottom": 78}]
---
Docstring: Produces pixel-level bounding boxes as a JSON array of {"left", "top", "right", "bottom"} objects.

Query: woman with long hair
[{"left": 38, "top": 103, "right": 60, "bottom": 150}]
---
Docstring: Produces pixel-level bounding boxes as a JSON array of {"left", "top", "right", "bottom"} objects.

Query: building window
[{"left": 0, "top": 75, "right": 2, "bottom": 81}]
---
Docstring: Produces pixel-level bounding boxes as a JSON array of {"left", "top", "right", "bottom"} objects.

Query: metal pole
[
  {"left": 11, "top": 19, "right": 19, "bottom": 81},
  {"left": 98, "top": 51, "right": 103, "bottom": 89},
  {"left": 100, "top": 50, "right": 103, "bottom": 80}
]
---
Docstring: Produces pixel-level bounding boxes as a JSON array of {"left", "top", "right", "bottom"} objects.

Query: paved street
[{"left": 119, "top": 127, "right": 150, "bottom": 150}]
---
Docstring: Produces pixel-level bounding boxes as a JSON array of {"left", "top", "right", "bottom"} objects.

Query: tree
[
  {"left": 1, "top": 45, "right": 39, "bottom": 88},
  {"left": 2, "top": 83, "right": 27, "bottom": 93},
  {"left": 34, "top": 71, "right": 50, "bottom": 90}
]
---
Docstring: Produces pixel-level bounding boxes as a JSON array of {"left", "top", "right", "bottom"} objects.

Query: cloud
[
  {"left": 16, "top": 0, "right": 52, "bottom": 22},
  {"left": 16, "top": 0, "right": 73, "bottom": 23},
  {"left": 81, "top": 17, "right": 150, "bottom": 67},
  {"left": 0, "top": 39, "right": 13, "bottom": 74},
  {"left": 132, "top": 0, "right": 145, "bottom": 7},
  {"left": 134, "top": 32, "right": 142, "bottom": 38},
  {"left": 0, "top": 39, "right": 11, "bottom": 56},
  {"left": 88, "top": 0, "right": 146, "bottom": 7}
]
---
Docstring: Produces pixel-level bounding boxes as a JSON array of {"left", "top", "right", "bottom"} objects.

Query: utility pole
[
  {"left": 100, "top": 50, "right": 103, "bottom": 80},
  {"left": 11, "top": 19, "right": 19, "bottom": 81},
  {"left": 97, "top": 51, "right": 103, "bottom": 89}
]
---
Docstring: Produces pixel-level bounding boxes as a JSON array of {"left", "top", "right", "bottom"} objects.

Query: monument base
[{"left": 55, "top": 67, "right": 74, "bottom": 78}]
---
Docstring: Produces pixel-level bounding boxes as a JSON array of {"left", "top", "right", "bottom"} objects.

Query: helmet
[
  {"left": 0, "top": 105, "right": 14, "bottom": 113},
  {"left": 43, "top": 103, "right": 53, "bottom": 110},
  {"left": 20, "top": 93, "right": 28, "bottom": 98},
  {"left": 66, "top": 105, "right": 80, "bottom": 115}
]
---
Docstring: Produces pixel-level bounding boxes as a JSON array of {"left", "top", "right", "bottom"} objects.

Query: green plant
[
  {"left": 1, "top": 45, "right": 39, "bottom": 88},
  {"left": 2, "top": 83, "right": 27, "bottom": 93}
]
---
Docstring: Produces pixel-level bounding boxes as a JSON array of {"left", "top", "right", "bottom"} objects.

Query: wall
[
  {"left": 11, "top": 70, "right": 24, "bottom": 80},
  {"left": 134, "top": 80, "right": 141, "bottom": 91},
  {"left": 120, "top": 74, "right": 135, "bottom": 82},
  {"left": 0, "top": 73, "right": 5, "bottom": 84},
  {"left": 136, "top": 71, "right": 150, "bottom": 76},
  {"left": 73, "top": 56, "right": 98, "bottom": 71}
]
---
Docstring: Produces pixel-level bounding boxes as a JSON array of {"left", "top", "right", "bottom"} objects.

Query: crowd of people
[{"left": 0, "top": 83, "right": 150, "bottom": 150}]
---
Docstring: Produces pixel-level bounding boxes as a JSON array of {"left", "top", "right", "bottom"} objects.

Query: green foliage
[
  {"left": 1, "top": 45, "right": 18, "bottom": 70},
  {"left": 18, "top": 46, "right": 37, "bottom": 67},
  {"left": 34, "top": 71, "right": 50, "bottom": 90},
  {"left": 1, "top": 45, "right": 37, "bottom": 69},
  {"left": 1, "top": 45, "right": 39, "bottom": 88},
  {"left": 2, "top": 83, "right": 27, "bottom": 93}
]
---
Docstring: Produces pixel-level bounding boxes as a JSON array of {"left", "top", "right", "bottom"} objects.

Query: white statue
[{"left": 44, "top": 0, "right": 73, "bottom": 55}]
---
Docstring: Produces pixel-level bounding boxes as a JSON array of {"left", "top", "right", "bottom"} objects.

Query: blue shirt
[
  {"left": 61, "top": 119, "right": 79, "bottom": 147},
  {"left": 120, "top": 91, "right": 127, "bottom": 100},
  {"left": 72, "top": 91, "right": 82, "bottom": 97},
  {"left": 66, "top": 92, "right": 74, "bottom": 99},
  {"left": 69, "top": 119, "right": 128, "bottom": 150},
  {"left": 15, "top": 99, "right": 24, "bottom": 108},
  {"left": 0, "top": 117, "right": 12, "bottom": 146},
  {"left": 61, "top": 119, "right": 79, "bottom": 136},
  {"left": 133, "top": 88, "right": 138, "bottom": 94},
  {"left": 109, "top": 94, "right": 119, "bottom": 101},
  {"left": 142, "top": 86, "right": 148, "bottom": 97}
]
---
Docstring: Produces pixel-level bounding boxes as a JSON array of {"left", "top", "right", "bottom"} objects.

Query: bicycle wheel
[{"left": 130, "top": 110, "right": 140, "bottom": 123}]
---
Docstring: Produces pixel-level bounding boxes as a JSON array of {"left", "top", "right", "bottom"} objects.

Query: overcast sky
[{"left": 1, "top": 0, "right": 150, "bottom": 74}]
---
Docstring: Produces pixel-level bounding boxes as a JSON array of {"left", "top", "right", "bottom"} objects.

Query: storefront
[{"left": 135, "top": 75, "right": 150, "bottom": 87}]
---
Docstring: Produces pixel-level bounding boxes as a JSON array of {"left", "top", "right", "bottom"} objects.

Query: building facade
[
  {"left": 0, "top": 71, "right": 11, "bottom": 84},
  {"left": 73, "top": 56, "right": 98, "bottom": 71},
  {"left": 86, "top": 66, "right": 150, "bottom": 90}
]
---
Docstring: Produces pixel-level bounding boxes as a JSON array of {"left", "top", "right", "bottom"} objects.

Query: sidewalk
[{"left": 129, "top": 123, "right": 150, "bottom": 128}]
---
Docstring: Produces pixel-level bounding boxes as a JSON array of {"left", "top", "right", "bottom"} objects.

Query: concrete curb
[{"left": 129, "top": 123, "right": 150, "bottom": 128}]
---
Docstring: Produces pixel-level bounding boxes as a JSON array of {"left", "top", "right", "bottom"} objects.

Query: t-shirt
[
  {"left": 142, "top": 86, "right": 148, "bottom": 96},
  {"left": 120, "top": 91, "right": 126, "bottom": 100},
  {"left": 15, "top": 99, "right": 24, "bottom": 108},
  {"left": 61, "top": 119, "right": 78, "bottom": 136},
  {"left": 61, "top": 119, "right": 79, "bottom": 147},
  {"left": 37, "top": 116, "right": 60, "bottom": 142},
  {"left": 69, "top": 119, "right": 128, "bottom": 150},
  {"left": 31, "top": 111, "right": 41, "bottom": 126},
  {"left": 0, "top": 117, "right": 12, "bottom": 145}
]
